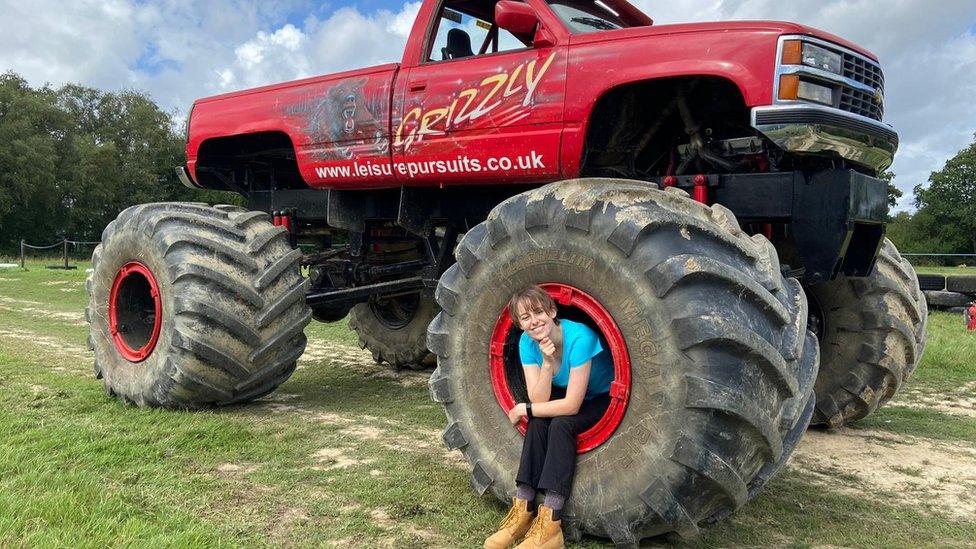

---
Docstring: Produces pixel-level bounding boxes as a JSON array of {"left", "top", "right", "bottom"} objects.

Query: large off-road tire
[
  {"left": 427, "top": 179, "right": 818, "bottom": 544},
  {"left": 86, "top": 203, "right": 311, "bottom": 408},
  {"left": 348, "top": 292, "right": 437, "bottom": 370},
  {"left": 807, "top": 238, "right": 927, "bottom": 427}
]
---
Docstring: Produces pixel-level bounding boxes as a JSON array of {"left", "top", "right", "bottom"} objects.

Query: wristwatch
[{"left": 525, "top": 402, "right": 533, "bottom": 418}]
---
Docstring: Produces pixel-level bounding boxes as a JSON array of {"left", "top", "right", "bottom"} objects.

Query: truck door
[{"left": 392, "top": 0, "right": 566, "bottom": 185}]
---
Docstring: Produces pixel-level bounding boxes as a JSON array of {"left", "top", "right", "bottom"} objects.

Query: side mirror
[{"left": 495, "top": 0, "right": 539, "bottom": 35}]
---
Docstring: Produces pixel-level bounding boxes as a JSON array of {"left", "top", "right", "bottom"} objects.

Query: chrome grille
[
  {"left": 843, "top": 53, "right": 884, "bottom": 90},
  {"left": 841, "top": 52, "right": 884, "bottom": 121},
  {"left": 840, "top": 87, "right": 883, "bottom": 121}
]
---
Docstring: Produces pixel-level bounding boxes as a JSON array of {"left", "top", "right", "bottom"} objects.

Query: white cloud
[
  {"left": 194, "top": 2, "right": 420, "bottom": 93},
  {"left": 0, "top": 0, "right": 140, "bottom": 88},
  {"left": 0, "top": 0, "right": 973, "bottom": 212}
]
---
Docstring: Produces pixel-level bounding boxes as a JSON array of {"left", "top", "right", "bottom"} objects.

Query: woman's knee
[
  {"left": 549, "top": 416, "right": 578, "bottom": 437},
  {"left": 526, "top": 417, "right": 551, "bottom": 437}
]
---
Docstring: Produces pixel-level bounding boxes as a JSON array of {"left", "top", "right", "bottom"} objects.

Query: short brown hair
[{"left": 508, "top": 285, "right": 558, "bottom": 324}]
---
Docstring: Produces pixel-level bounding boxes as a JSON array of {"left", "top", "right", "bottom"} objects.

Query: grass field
[
  {"left": 913, "top": 265, "right": 976, "bottom": 276},
  {"left": 1, "top": 261, "right": 974, "bottom": 548}
]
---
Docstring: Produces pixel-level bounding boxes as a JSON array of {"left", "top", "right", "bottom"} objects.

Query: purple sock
[
  {"left": 516, "top": 484, "right": 537, "bottom": 510},
  {"left": 544, "top": 491, "right": 565, "bottom": 520}
]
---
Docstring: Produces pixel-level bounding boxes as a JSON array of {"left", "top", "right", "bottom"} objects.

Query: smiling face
[{"left": 515, "top": 298, "right": 558, "bottom": 342}]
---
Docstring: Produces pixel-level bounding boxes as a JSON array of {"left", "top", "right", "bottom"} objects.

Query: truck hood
[{"left": 569, "top": 20, "right": 877, "bottom": 61}]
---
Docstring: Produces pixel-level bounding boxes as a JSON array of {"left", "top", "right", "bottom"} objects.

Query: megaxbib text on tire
[
  {"left": 427, "top": 179, "right": 819, "bottom": 544},
  {"left": 86, "top": 203, "right": 311, "bottom": 408},
  {"left": 348, "top": 292, "right": 437, "bottom": 370},
  {"left": 807, "top": 238, "right": 927, "bottom": 427}
]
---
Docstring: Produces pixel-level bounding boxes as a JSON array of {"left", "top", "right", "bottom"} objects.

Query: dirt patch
[
  {"left": 790, "top": 429, "right": 976, "bottom": 519},
  {"left": 336, "top": 421, "right": 467, "bottom": 472},
  {"left": 266, "top": 505, "right": 310, "bottom": 546},
  {"left": 0, "top": 296, "right": 44, "bottom": 306},
  {"left": 889, "top": 380, "right": 976, "bottom": 418},
  {"left": 254, "top": 340, "right": 516, "bottom": 475},
  {"left": 0, "top": 296, "right": 86, "bottom": 325},
  {"left": 263, "top": 401, "right": 466, "bottom": 473},
  {"left": 216, "top": 463, "right": 259, "bottom": 477},
  {"left": 300, "top": 340, "right": 431, "bottom": 387},
  {"left": 369, "top": 508, "right": 444, "bottom": 547},
  {"left": 0, "top": 328, "right": 90, "bottom": 365},
  {"left": 890, "top": 389, "right": 976, "bottom": 418},
  {"left": 266, "top": 392, "right": 301, "bottom": 402},
  {"left": 313, "top": 447, "right": 374, "bottom": 471},
  {"left": 341, "top": 425, "right": 385, "bottom": 440}
]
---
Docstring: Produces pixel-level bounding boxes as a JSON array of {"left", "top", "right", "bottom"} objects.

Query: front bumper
[
  {"left": 657, "top": 169, "right": 888, "bottom": 284},
  {"left": 751, "top": 104, "right": 898, "bottom": 172},
  {"left": 176, "top": 166, "right": 200, "bottom": 189}
]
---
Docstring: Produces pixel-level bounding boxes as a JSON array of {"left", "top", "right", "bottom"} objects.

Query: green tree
[
  {"left": 0, "top": 72, "right": 238, "bottom": 254},
  {"left": 913, "top": 134, "right": 976, "bottom": 253},
  {"left": 879, "top": 170, "right": 902, "bottom": 210},
  {"left": 0, "top": 73, "right": 72, "bottom": 249},
  {"left": 885, "top": 211, "right": 916, "bottom": 251}
]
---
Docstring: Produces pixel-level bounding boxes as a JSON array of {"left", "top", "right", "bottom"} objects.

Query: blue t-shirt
[{"left": 518, "top": 319, "right": 614, "bottom": 400}]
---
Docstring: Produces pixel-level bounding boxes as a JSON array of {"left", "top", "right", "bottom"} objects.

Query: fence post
[
  {"left": 20, "top": 239, "right": 25, "bottom": 269},
  {"left": 63, "top": 239, "right": 69, "bottom": 269}
]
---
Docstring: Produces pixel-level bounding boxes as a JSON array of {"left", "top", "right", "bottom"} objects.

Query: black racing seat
[{"left": 442, "top": 28, "right": 474, "bottom": 60}]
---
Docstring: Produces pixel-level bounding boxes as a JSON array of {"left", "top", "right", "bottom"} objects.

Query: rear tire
[
  {"left": 86, "top": 203, "right": 311, "bottom": 408},
  {"left": 427, "top": 179, "right": 818, "bottom": 543},
  {"left": 807, "top": 238, "right": 927, "bottom": 427},
  {"left": 348, "top": 292, "right": 437, "bottom": 370}
]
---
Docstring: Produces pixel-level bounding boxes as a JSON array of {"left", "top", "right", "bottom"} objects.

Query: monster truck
[{"left": 86, "top": 0, "right": 926, "bottom": 543}]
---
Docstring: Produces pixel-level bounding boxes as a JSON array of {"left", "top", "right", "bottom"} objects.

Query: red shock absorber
[
  {"left": 280, "top": 211, "right": 292, "bottom": 232},
  {"left": 693, "top": 174, "right": 708, "bottom": 204}
]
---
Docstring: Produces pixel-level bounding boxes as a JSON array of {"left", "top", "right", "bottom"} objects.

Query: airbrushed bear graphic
[{"left": 304, "top": 77, "right": 389, "bottom": 160}]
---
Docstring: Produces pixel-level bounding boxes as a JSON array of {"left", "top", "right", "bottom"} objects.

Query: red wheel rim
[
  {"left": 108, "top": 261, "right": 162, "bottom": 363},
  {"left": 489, "top": 284, "right": 631, "bottom": 454}
]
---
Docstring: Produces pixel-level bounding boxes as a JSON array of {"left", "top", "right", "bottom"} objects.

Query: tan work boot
[
  {"left": 484, "top": 498, "right": 535, "bottom": 549},
  {"left": 514, "top": 505, "right": 563, "bottom": 549}
]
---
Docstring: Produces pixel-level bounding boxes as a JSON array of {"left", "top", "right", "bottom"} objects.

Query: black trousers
[{"left": 515, "top": 387, "right": 611, "bottom": 497}]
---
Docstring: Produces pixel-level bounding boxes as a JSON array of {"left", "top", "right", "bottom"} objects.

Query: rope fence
[{"left": 19, "top": 239, "right": 101, "bottom": 270}]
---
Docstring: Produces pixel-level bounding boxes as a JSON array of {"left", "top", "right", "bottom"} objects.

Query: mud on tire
[
  {"left": 86, "top": 203, "right": 311, "bottom": 408},
  {"left": 348, "top": 293, "right": 437, "bottom": 370},
  {"left": 807, "top": 238, "right": 927, "bottom": 427},
  {"left": 427, "top": 179, "right": 819, "bottom": 543}
]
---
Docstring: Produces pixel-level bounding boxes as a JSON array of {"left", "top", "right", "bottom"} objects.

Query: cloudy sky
[{"left": 2, "top": 0, "right": 974, "bottom": 210}]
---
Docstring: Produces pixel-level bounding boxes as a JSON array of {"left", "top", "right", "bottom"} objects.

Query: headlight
[
  {"left": 778, "top": 75, "right": 835, "bottom": 106},
  {"left": 782, "top": 40, "right": 843, "bottom": 74},
  {"left": 797, "top": 80, "right": 834, "bottom": 105},
  {"left": 802, "top": 43, "right": 842, "bottom": 74}
]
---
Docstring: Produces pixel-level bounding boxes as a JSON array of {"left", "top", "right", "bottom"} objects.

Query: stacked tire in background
[{"left": 919, "top": 273, "right": 976, "bottom": 313}]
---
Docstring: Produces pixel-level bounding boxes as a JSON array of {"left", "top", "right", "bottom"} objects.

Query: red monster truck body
[{"left": 185, "top": 2, "right": 887, "bottom": 191}]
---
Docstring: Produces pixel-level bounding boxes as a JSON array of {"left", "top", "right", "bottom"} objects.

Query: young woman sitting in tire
[{"left": 485, "top": 286, "right": 614, "bottom": 549}]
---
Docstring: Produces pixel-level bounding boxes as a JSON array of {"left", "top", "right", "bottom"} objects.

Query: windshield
[{"left": 546, "top": 0, "right": 649, "bottom": 33}]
